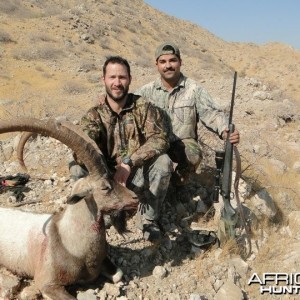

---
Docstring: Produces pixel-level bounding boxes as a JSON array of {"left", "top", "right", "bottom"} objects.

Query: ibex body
[{"left": 0, "top": 118, "right": 138, "bottom": 299}]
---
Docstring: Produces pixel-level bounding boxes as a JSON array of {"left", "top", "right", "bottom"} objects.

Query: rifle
[{"left": 213, "top": 71, "right": 238, "bottom": 241}]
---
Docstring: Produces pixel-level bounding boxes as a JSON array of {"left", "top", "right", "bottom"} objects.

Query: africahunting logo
[{"left": 248, "top": 273, "right": 300, "bottom": 295}]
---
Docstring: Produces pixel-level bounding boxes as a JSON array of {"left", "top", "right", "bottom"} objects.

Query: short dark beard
[{"left": 106, "top": 86, "right": 129, "bottom": 103}]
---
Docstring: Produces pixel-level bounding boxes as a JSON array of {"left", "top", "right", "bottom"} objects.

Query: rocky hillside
[
  {"left": 1, "top": 0, "right": 300, "bottom": 118},
  {"left": 1, "top": 0, "right": 300, "bottom": 299}
]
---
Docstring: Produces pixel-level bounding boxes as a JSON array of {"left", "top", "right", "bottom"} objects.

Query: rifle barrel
[{"left": 228, "top": 71, "right": 237, "bottom": 125}]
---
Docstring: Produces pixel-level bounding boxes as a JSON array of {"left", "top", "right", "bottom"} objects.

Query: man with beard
[
  {"left": 135, "top": 42, "right": 240, "bottom": 192},
  {"left": 70, "top": 56, "right": 172, "bottom": 243}
]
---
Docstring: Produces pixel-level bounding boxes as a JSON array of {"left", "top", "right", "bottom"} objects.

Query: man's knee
[
  {"left": 182, "top": 139, "right": 202, "bottom": 170},
  {"left": 153, "top": 154, "right": 173, "bottom": 174}
]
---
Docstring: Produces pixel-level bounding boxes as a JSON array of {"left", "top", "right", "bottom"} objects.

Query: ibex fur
[{"left": 0, "top": 118, "right": 138, "bottom": 299}]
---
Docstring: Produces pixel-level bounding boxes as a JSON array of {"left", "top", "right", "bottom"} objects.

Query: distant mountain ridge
[{"left": 0, "top": 0, "right": 299, "bottom": 118}]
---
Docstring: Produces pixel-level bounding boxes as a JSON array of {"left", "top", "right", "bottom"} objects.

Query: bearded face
[{"left": 103, "top": 63, "right": 131, "bottom": 103}]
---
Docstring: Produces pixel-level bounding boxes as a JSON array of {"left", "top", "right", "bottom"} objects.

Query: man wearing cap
[{"left": 135, "top": 42, "right": 240, "bottom": 189}]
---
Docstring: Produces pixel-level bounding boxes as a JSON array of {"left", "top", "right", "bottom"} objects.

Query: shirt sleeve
[
  {"left": 134, "top": 83, "right": 153, "bottom": 101},
  {"left": 130, "top": 102, "right": 170, "bottom": 167},
  {"left": 70, "top": 108, "right": 102, "bottom": 166},
  {"left": 196, "top": 86, "right": 228, "bottom": 137},
  {"left": 134, "top": 86, "right": 143, "bottom": 96},
  {"left": 80, "top": 107, "right": 103, "bottom": 141}
]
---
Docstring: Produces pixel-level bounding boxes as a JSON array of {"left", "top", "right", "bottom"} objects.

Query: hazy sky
[{"left": 144, "top": 0, "right": 300, "bottom": 50}]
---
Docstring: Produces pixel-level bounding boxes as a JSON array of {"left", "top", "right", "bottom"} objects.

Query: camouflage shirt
[
  {"left": 135, "top": 73, "right": 228, "bottom": 143},
  {"left": 80, "top": 94, "right": 169, "bottom": 170}
]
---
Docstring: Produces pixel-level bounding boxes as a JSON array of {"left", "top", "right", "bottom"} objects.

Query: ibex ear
[
  {"left": 100, "top": 179, "right": 112, "bottom": 190},
  {"left": 67, "top": 189, "right": 91, "bottom": 204}
]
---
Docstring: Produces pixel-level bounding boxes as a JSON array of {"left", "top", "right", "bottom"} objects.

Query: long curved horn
[
  {"left": 17, "top": 131, "right": 36, "bottom": 171},
  {"left": 0, "top": 118, "right": 109, "bottom": 180}
]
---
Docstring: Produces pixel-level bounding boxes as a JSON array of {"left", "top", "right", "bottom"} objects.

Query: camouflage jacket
[
  {"left": 135, "top": 73, "right": 228, "bottom": 143},
  {"left": 79, "top": 94, "right": 169, "bottom": 170}
]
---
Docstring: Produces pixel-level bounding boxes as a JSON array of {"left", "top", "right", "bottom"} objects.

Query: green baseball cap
[{"left": 155, "top": 42, "right": 181, "bottom": 60}]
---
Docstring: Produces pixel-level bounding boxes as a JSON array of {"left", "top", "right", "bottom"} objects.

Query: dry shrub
[
  {"left": 0, "top": 0, "right": 20, "bottom": 14},
  {"left": 132, "top": 45, "right": 152, "bottom": 67},
  {"left": 0, "top": 98, "right": 52, "bottom": 120},
  {"left": 0, "top": 0, "right": 34, "bottom": 18},
  {"left": 110, "top": 24, "right": 121, "bottom": 34},
  {"left": 12, "top": 47, "right": 64, "bottom": 61},
  {"left": 88, "top": 23, "right": 106, "bottom": 39},
  {"left": 99, "top": 6, "right": 112, "bottom": 15},
  {"left": 218, "top": 238, "right": 241, "bottom": 260},
  {"left": 125, "top": 23, "right": 137, "bottom": 33},
  {"left": 132, "top": 43, "right": 153, "bottom": 66},
  {"left": 29, "top": 33, "right": 55, "bottom": 43},
  {"left": 252, "top": 157, "right": 299, "bottom": 206},
  {"left": 0, "top": 73, "right": 11, "bottom": 80},
  {"left": 135, "top": 57, "right": 153, "bottom": 69},
  {"left": 0, "top": 95, "right": 85, "bottom": 122},
  {"left": 131, "top": 37, "right": 141, "bottom": 47},
  {"left": 41, "top": 73, "right": 53, "bottom": 79},
  {"left": 34, "top": 66, "right": 53, "bottom": 79},
  {"left": 87, "top": 73, "right": 100, "bottom": 83},
  {"left": 62, "top": 81, "right": 87, "bottom": 95},
  {"left": 0, "top": 30, "right": 14, "bottom": 43},
  {"left": 268, "top": 170, "right": 298, "bottom": 192},
  {"left": 78, "top": 62, "right": 97, "bottom": 73},
  {"left": 99, "top": 37, "right": 112, "bottom": 50},
  {"left": 42, "top": 6, "right": 62, "bottom": 17},
  {"left": 69, "top": 7, "right": 84, "bottom": 17},
  {"left": 58, "top": 13, "right": 72, "bottom": 22},
  {"left": 252, "top": 230, "right": 292, "bottom": 274}
]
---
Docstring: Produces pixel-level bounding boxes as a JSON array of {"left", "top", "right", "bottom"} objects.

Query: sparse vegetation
[
  {"left": 62, "top": 81, "right": 87, "bottom": 95},
  {"left": 99, "top": 37, "right": 112, "bottom": 50},
  {"left": 0, "top": 0, "right": 20, "bottom": 14},
  {"left": 0, "top": 1, "right": 299, "bottom": 299},
  {"left": 29, "top": 33, "right": 56, "bottom": 43},
  {"left": 0, "top": 30, "right": 14, "bottom": 43},
  {"left": 12, "top": 47, "right": 64, "bottom": 61}
]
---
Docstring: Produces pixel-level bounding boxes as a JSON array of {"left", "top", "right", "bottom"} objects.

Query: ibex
[{"left": 0, "top": 118, "right": 138, "bottom": 299}]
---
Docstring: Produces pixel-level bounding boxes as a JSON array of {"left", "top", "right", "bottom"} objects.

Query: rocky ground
[
  {"left": 0, "top": 98, "right": 300, "bottom": 299},
  {"left": 1, "top": 1, "right": 300, "bottom": 299},
  {"left": 0, "top": 135, "right": 249, "bottom": 300}
]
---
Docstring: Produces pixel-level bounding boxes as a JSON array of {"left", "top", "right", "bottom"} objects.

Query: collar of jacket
[
  {"left": 104, "top": 93, "right": 136, "bottom": 117},
  {"left": 154, "top": 73, "right": 186, "bottom": 91}
]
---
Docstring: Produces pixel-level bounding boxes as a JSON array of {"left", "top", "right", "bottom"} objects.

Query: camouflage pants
[
  {"left": 69, "top": 154, "right": 173, "bottom": 224},
  {"left": 127, "top": 154, "right": 173, "bottom": 225}
]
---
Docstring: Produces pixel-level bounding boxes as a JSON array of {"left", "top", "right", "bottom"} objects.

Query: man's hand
[
  {"left": 222, "top": 128, "right": 240, "bottom": 145},
  {"left": 113, "top": 163, "right": 131, "bottom": 187}
]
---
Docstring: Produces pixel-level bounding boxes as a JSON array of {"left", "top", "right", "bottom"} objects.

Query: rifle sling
[{"left": 233, "top": 146, "right": 252, "bottom": 258}]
